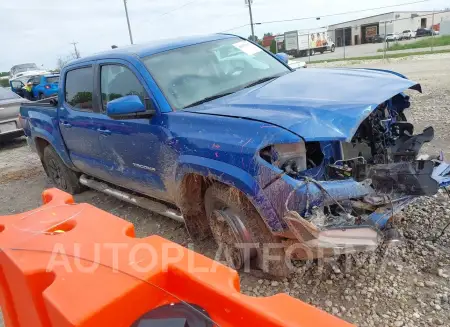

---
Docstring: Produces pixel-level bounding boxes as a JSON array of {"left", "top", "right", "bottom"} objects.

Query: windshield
[
  {"left": 402, "top": 30, "right": 410, "bottom": 33},
  {"left": 10, "top": 63, "right": 39, "bottom": 76},
  {"left": 143, "top": 37, "right": 290, "bottom": 110},
  {"left": 0, "top": 88, "right": 21, "bottom": 101}
]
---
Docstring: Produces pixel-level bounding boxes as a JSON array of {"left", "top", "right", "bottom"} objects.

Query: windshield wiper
[
  {"left": 183, "top": 91, "right": 234, "bottom": 109},
  {"left": 243, "top": 75, "right": 281, "bottom": 89}
]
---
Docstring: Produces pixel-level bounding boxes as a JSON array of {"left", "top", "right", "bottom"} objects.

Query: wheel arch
[
  {"left": 175, "top": 155, "right": 286, "bottom": 236},
  {"left": 32, "top": 133, "right": 77, "bottom": 170}
]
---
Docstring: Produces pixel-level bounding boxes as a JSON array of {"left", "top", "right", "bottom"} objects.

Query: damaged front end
[{"left": 261, "top": 88, "right": 450, "bottom": 258}]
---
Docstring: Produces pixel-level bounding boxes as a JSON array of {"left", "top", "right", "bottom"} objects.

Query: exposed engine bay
[{"left": 260, "top": 92, "right": 450, "bottom": 239}]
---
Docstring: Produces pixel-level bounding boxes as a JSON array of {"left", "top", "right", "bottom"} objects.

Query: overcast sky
[{"left": 1, "top": 0, "right": 447, "bottom": 72}]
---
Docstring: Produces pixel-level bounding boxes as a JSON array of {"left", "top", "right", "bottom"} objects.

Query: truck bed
[{"left": 20, "top": 96, "right": 58, "bottom": 109}]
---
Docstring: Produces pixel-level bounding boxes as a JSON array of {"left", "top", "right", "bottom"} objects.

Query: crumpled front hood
[{"left": 186, "top": 68, "right": 421, "bottom": 141}]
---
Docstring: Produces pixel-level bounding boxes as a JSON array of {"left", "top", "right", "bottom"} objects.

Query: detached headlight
[{"left": 260, "top": 142, "right": 307, "bottom": 175}]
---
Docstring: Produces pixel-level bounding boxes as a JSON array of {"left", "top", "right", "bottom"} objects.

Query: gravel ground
[{"left": 1, "top": 54, "right": 450, "bottom": 326}]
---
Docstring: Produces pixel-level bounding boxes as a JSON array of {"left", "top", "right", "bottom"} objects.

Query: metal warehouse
[{"left": 328, "top": 10, "right": 450, "bottom": 46}]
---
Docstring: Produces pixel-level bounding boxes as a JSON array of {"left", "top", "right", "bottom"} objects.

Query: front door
[
  {"left": 95, "top": 61, "right": 171, "bottom": 202},
  {"left": 58, "top": 65, "right": 106, "bottom": 178},
  {"left": 10, "top": 80, "right": 24, "bottom": 97}
]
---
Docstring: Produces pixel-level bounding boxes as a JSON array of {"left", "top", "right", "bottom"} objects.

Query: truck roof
[{"left": 67, "top": 34, "right": 237, "bottom": 66}]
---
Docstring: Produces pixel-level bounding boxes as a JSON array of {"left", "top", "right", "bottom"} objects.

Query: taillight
[{"left": 45, "top": 85, "right": 50, "bottom": 89}]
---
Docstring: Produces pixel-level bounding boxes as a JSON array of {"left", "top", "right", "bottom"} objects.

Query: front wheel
[
  {"left": 39, "top": 93, "right": 45, "bottom": 100},
  {"left": 331, "top": 45, "right": 335, "bottom": 52},
  {"left": 43, "top": 146, "right": 84, "bottom": 194},
  {"left": 204, "top": 183, "right": 290, "bottom": 277}
]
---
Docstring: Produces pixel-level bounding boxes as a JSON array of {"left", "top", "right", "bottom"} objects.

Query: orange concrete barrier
[{"left": 0, "top": 188, "right": 353, "bottom": 327}]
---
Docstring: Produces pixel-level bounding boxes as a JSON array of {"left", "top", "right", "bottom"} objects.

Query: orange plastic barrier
[{"left": 0, "top": 188, "right": 353, "bottom": 327}]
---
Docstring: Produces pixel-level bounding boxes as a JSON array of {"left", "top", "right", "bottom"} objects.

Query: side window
[
  {"left": 100, "top": 65, "right": 146, "bottom": 110},
  {"left": 29, "top": 76, "right": 40, "bottom": 85},
  {"left": 11, "top": 81, "right": 23, "bottom": 89},
  {"left": 65, "top": 67, "right": 94, "bottom": 111}
]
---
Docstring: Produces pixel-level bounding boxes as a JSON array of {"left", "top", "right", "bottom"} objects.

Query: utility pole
[
  {"left": 343, "top": 29, "right": 346, "bottom": 59},
  {"left": 431, "top": 10, "right": 435, "bottom": 52},
  {"left": 247, "top": 0, "right": 255, "bottom": 41},
  {"left": 123, "top": 0, "right": 134, "bottom": 44},
  {"left": 70, "top": 42, "right": 80, "bottom": 59}
]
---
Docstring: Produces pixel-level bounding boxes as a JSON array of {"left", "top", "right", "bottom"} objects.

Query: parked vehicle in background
[
  {"left": 400, "top": 29, "right": 416, "bottom": 40},
  {"left": 10, "top": 74, "right": 59, "bottom": 100},
  {"left": 284, "top": 28, "right": 335, "bottom": 58},
  {"left": 371, "top": 34, "right": 385, "bottom": 43},
  {"left": 416, "top": 28, "right": 433, "bottom": 37},
  {"left": 9, "top": 63, "right": 49, "bottom": 81},
  {"left": 29, "top": 74, "right": 59, "bottom": 99},
  {"left": 385, "top": 33, "right": 400, "bottom": 42},
  {"left": 0, "top": 88, "right": 28, "bottom": 141},
  {"left": 20, "top": 34, "right": 450, "bottom": 277}
]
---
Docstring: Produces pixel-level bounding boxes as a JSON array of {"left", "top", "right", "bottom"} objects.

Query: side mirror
[
  {"left": 106, "top": 95, "right": 155, "bottom": 119},
  {"left": 275, "top": 53, "right": 289, "bottom": 64}
]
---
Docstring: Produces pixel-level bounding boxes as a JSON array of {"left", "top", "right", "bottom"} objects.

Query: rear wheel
[
  {"left": 331, "top": 45, "right": 335, "bottom": 52},
  {"left": 204, "top": 183, "right": 290, "bottom": 277},
  {"left": 43, "top": 146, "right": 84, "bottom": 194},
  {"left": 39, "top": 93, "right": 45, "bottom": 100}
]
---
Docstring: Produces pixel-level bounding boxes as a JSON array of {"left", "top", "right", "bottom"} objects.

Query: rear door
[{"left": 58, "top": 65, "right": 105, "bottom": 177}]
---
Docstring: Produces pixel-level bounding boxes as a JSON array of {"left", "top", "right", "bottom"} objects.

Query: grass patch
[
  {"left": 376, "top": 35, "right": 450, "bottom": 52},
  {"left": 307, "top": 48, "right": 450, "bottom": 64}
]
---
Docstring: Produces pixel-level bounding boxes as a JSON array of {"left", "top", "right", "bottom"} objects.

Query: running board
[{"left": 79, "top": 175, "right": 184, "bottom": 223}]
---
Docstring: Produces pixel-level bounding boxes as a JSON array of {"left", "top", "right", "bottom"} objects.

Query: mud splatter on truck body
[{"left": 19, "top": 33, "right": 450, "bottom": 271}]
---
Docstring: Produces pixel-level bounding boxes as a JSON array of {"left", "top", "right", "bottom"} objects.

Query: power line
[
  {"left": 222, "top": 0, "right": 430, "bottom": 32},
  {"left": 121, "top": 0, "right": 201, "bottom": 44},
  {"left": 155, "top": 0, "right": 201, "bottom": 19}
]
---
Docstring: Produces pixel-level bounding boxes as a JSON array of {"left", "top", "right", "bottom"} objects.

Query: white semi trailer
[{"left": 284, "top": 28, "right": 335, "bottom": 58}]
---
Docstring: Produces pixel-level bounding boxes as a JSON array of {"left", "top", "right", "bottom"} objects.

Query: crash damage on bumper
[{"left": 259, "top": 76, "right": 450, "bottom": 258}]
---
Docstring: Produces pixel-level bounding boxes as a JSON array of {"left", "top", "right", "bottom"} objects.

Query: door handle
[
  {"left": 60, "top": 120, "right": 72, "bottom": 128},
  {"left": 97, "top": 128, "right": 111, "bottom": 136}
]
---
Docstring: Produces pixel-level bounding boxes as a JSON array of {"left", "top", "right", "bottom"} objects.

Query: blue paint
[
  {"left": 186, "top": 67, "right": 421, "bottom": 142},
  {"left": 18, "top": 34, "right": 440, "bottom": 235},
  {"left": 32, "top": 74, "right": 60, "bottom": 99},
  {"left": 106, "top": 95, "right": 146, "bottom": 116},
  {"left": 275, "top": 53, "right": 289, "bottom": 64}
]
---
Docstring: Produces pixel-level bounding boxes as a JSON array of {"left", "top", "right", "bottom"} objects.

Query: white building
[{"left": 327, "top": 10, "right": 450, "bottom": 46}]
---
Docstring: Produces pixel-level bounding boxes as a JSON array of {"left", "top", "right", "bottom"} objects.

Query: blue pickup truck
[{"left": 19, "top": 34, "right": 450, "bottom": 276}]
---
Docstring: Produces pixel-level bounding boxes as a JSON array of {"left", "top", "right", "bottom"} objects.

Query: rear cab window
[
  {"left": 65, "top": 67, "right": 94, "bottom": 111},
  {"left": 46, "top": 76, "right": 59, "bottom": 84}
]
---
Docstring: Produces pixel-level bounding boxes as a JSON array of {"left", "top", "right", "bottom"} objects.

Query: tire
[
  {"left": 43, "top": 145, "right": 84, "bottom": 194},
  {"left": 309, "top": 49, "right": 314, "bottom": 56},
  {"left": 204, "top": 183, "right": 290, "bottom": 277},
  {"left": 331, "top": 45, "right": 335, "bottom": 52},
  {"left": 39, "top": 93, "right": 45, "bottom": 100}
]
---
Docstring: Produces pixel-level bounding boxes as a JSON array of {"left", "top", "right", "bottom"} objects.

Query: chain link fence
[{"left": 278, "top": 10, "right": 450, "bottom": 66}]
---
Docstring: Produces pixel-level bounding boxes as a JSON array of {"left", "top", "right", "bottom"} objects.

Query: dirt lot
[{"left": 1, "top": 54, "right": 450, "bottom": 326}]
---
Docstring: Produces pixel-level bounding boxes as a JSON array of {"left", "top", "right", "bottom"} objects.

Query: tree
[
  {"left": 248, "top": 35, "right": 259, "bottom": 42},
  {"left": 0, "top": 78, "right": 9, "bottom": 88},
  {"left": 270, "top": 39, "right": 277, "bottom": 54},
  {"left": 264, "top": 32, "right": 273, "bottom": 37},
  {"left": 56, "top": 53, "right": 79, "bottom": 72}
]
